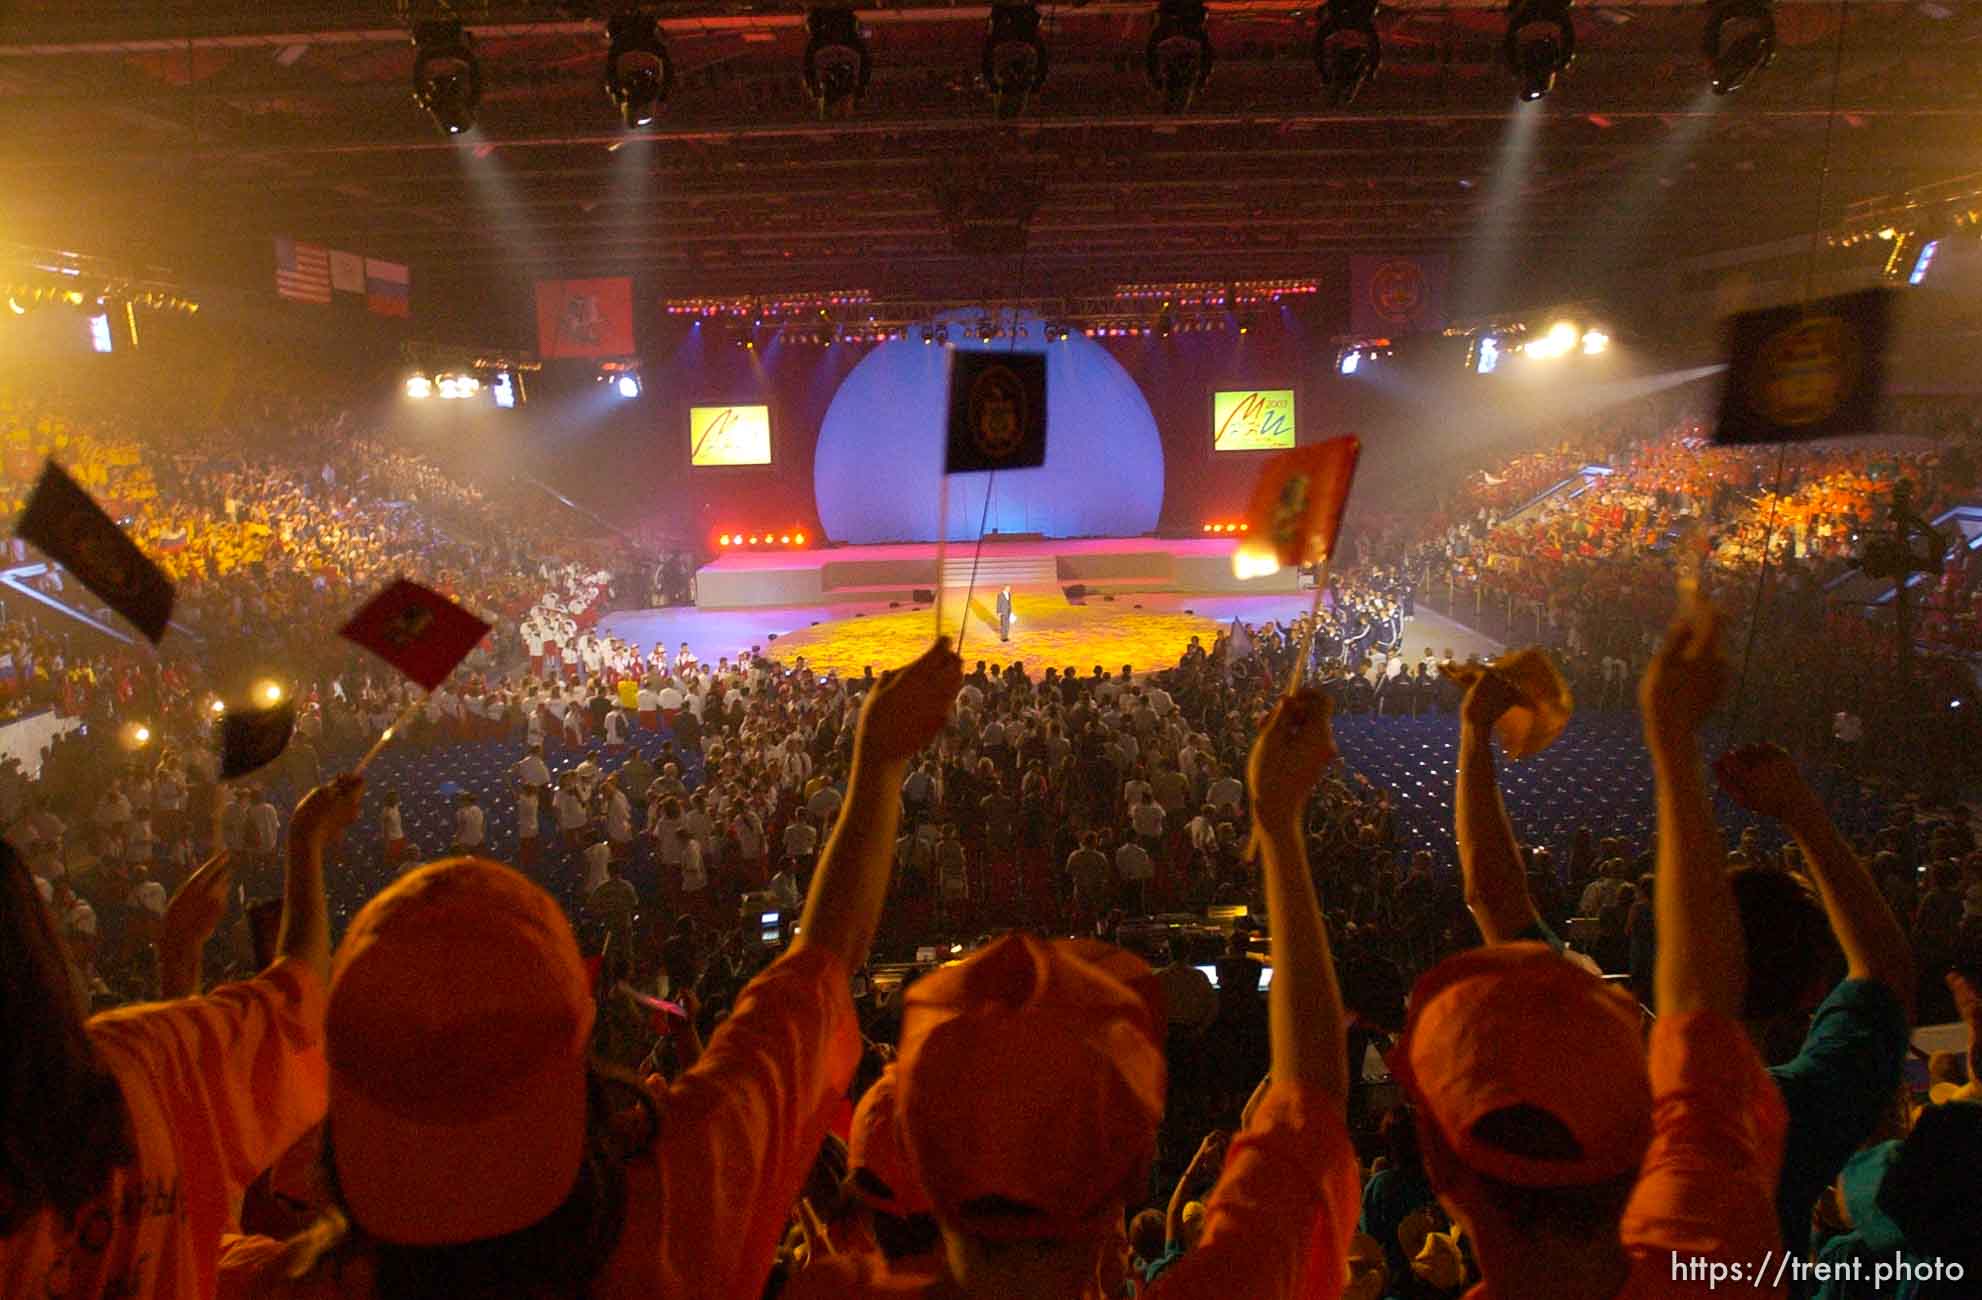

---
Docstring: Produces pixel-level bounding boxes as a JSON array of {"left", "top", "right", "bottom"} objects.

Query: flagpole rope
[{"left": 953, "top": 473, "right": 998, "bottom": 655}]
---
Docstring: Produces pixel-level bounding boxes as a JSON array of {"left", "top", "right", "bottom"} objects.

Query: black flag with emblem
[
  {"left": 944, "top": 350, "right": 1048, "bottom": 475},
  {"left": 219, "top": 699, "right": 297, "bottom": 781},
  {"left": 15, "top": 460, "right": 175, "bottom": 644},
  {"left": 1713, "top": 288, "right": 1894, "bottom": 446}
]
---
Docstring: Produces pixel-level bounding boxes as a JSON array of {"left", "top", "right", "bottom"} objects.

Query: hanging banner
[
  {"left": 534, "top": 278, "right": 636, "bottom": 358},
  {"left": 1349, "top": 255, "right": 1448, "bottom": 336}
]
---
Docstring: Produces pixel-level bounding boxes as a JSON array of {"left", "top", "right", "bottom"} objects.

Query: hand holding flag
[{"left": 1440, "top": 647, "right": 1574, "bottom": 758}]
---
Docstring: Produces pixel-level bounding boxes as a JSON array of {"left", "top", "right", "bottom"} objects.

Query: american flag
[{"left": 274, "top": 237, "right": 331, "bottom": 304}]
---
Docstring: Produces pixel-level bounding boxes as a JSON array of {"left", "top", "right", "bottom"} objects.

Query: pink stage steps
[{"left": 693, "top": 536, "right": 1298, "bottom": 609}]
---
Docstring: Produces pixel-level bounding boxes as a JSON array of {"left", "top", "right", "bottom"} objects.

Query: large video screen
[
  {"left": 690, "top": 404, "right": 773, "bottom": 467},
  {"left": 1212, "top": 389, "right": 1297, "bottom": 452}
]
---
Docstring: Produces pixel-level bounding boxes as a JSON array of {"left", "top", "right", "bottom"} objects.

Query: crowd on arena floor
[{"left": 4, "top": 363, "right": 1982, "bottom": 1299}]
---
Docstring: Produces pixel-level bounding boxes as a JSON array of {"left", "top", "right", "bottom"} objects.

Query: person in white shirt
[
  {"left": 452, "top": 792, "right": 485, "bottom": 853},
  {"left": 782, "top": 813, "right": 819, "bottom": 875},
  {"left": 603, "top": 707, "right": 628, "bottom": 750},
  {"left": 656, "top": 678, "right": 685, "bottom": 719},
  {"left": 555, "top": 779, "right": 590, "bottom": 849},
  {"left": 381, "top": 792, "right": 409, "bottom": 868},
  {"left": 516, "top": 784, "right": 541, "bottom": 866},
  {"left": 603, "top": 777, "right": 633, "bottom": 856},
  {"left": 513, "top": 744, "right": 551, "bottom": 797},
  {"left": 679, "top": 834, "right": 707, "bottom": 916},
  {"left": 636, "top": 685, "right": 660, "bottom": 730},
  {"left": 124, "top": 813, "right": 153, "bottom": 865},
  {"left": 247, "top": 791, "right": 282, "bottom": 865},
  {"left": 153, "top": 759, "right": 187, "bottom": 842},
  {"left": 582, "top": 837, "right": 612, "bottom": 896},
  {"left": 573, "top": 752, "right": 602, "bottom": 803}
]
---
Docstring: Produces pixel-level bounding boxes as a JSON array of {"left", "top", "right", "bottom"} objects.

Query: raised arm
[
  {"left": 1716, "top": 742, "right": 1915, "bottom": 1018},
  {"left": 157, "top": 850, "right": 234, "bottom": 998},
  {"left": 795, "top": 639, "right": 962, "bottom": 971},
  {"left": 1166, "top": 1130, "right": 1228, "bottom": 1247},
  {"left": 1640, "top": 606, "right": 1744, "bottom": 1020},
  {"left": 279, "top": 775, "right": 363, "bottom": 983},
  {"left": 1450, "top": 667, "right": 1541, "bottom": 943},
  {"left": 1247, "top": 690, "right": 1349, "bottom": 1102}
]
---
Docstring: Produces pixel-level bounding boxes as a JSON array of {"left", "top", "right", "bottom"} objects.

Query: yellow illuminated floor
[{"left": 762, "top": 590, "right": 1226, "bottom": 677}]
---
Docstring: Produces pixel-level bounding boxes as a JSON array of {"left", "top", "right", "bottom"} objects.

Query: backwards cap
[
  {"left": 1391, "top": 942, "right": 1651, "bottom": 1188},
  {"left": 896, "top": 934, "right": 1165, "bottom": 1241},
  {"left": 326, "top": 857, "right": 596, "bottom": 1246}
]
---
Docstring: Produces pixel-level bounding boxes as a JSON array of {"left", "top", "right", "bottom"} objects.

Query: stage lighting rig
[
  {"left": 804, "top": 7, "right": 871, "bottom": 118},
  {"left": 1504, "top": 0, "right": 1574, "bottom": 102},
  {"left": 605, "top": 12, "right": 673, "bottom": 128},
  {"left": 984, "top": 2, "right": 1049, "bottom": 119},
  {"left": 412, "top": 21, "right": 481, "bottom": 135},
  {"left": 1147, "top": 0, "right": 1213, "bottom": 114},
  {"left": 1313, "top": 0, "right": 1380, "bottom": 107},
  {"left": 1704, "top": 0, "right": 1774, "bottom": 95}
]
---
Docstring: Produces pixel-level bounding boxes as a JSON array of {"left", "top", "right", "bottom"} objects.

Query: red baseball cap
[
  {"left": 896, "top": 934, "right": 1165, "bottom": 1241},
  {"left": 326, "top": 857, "right": 596, "bottom": 1245},
  {"left": 1390, "top": 942, "right": 1651, "bottom": 1188},
  {"left": 847, "top": 1064, "right": 931, "bottom": 1217}
]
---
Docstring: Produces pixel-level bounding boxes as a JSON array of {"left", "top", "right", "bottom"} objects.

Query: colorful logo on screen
[
  {"left": 1214, "top": 390, "right": 1296, "bottom": 452},
  {"left": 1747, "top": 313, "right": 1862, "bottom": 429},
  {"left": 690, "top": 406, "right": 773, "bottom": 467},
  {"left": 1368, "top": 260, "right": 1427, "bottom": 325},
  {"left": 967, "top": 364, "right": 1030, "bottom": 462}
]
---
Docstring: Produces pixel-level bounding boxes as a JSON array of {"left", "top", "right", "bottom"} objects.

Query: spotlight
[
  {"left": 1314, "top": 0, "right": 1380, "bottom": 107},
  {"left": 605, "top": 13, "right": 672, "bottom": 128},
  {"left": 984, "top": 2, "right": 1049, "bottom": 119},
  {"left": 780, "top": 535, "right": 792, "bottom": 545},
  {"left": 412, "top": 20, "right": 481, "bottom": 135},
  {"left": 803, "top": 7, "right": 871, "bottom": 118},
  {"left": 1704, "top": 0, "right": 1774, "bottom": 95},
  {"left": 977, "top": 318, "right": 997, "bottom": 342},
  {"left": 255, "top": 679, "right": 285, "bottom": 706},
  {"left": 615, "top": 373, "right": 642, "bottom": 398},
  {"left": 1339, "top": 348, "right": 1361, "bottom": 375},
  {"left": 1474, "top": 335, "right": 1502, "bottom": 373},
  {"left": 405, "top": 374, "right": 434, "bottom": 400},
  {"left": 1147, "top": 0, "right": 1214, "bottom": 114},
  {"left": 210, "top": 698, "right": 227, "bottom": 716},
  {"left": 720, "top": 534, "right": 732, "bottom": 546},
  {"left": 934, "top": 325, "right": 950, "bottom": 345},
  {"left": 795, "top": 532, "right": 807, "bottom": 545},
  {"left": 1156, "top": 310, "right": 1173, "bottom": 338},
  {"left": 1580, "top": 328, "right": 1610, "bottom": 355},
  {"left": 1505, "top": 0, "right": 1574, "bottom": 102}
]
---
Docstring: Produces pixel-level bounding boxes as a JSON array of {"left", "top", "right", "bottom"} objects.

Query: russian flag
[{"left": 364, "top": 258, "right": 410, "bottom": 318}]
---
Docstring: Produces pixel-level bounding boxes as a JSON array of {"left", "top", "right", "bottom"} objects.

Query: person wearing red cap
[
  {"left": 784, "top": 688, "right": 1359, "bottom": 1300},
  {"left": 2, "top": 777, "right": 359, "bottom": 1300},
  {"left": 215, "top": 639, "right": 963, "bottom": 1300},
  {"left": 1394, "top": 601, "right": 1789, "bottom": 1300}
]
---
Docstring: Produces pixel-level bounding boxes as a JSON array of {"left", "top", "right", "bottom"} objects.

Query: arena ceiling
[{"left": 2, "top": 1, "right": 1978, "bottom": 307}]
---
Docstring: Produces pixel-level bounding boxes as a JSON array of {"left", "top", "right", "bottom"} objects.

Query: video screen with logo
[
  {"left": 1212, "top": 389, "right": 1296, "bottom": 452},
  {"left": 690, "top": 404, "right": 773, "bottom": 467}
]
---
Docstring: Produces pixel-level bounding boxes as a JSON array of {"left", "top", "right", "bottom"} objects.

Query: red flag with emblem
[
  {"left": 340, "top": 578, "right": 492, "bottom": 691},
  {"left": 1240, "top": 436, "right": 1362, "bottom": 569}
]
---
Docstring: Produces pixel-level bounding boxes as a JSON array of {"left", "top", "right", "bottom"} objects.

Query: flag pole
[
  {"left": 354, "top": 694, "right": 425, "bottom": 775},
  {"left": 934, "top": 482, "right": 950, "bottom": 639}
]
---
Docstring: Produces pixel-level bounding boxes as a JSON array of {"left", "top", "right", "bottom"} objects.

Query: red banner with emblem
[
  {"left": 1349, "top": 255, "right": 1448, "bottom": 337},
  {"left": 534, "top": 278, "right": 636, "bottom": 358}
]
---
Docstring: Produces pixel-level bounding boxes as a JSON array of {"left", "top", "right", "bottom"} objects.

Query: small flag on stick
[
  {"left": 340, "top": 578, "right": 491, "bottom": 691},
  {"left": 945, "top": 351, "right": 1048, "bottom": 475},
  {"left": 1236, "top": 435, "right": 1363, "bottom": 573},
  {"left": 219, "top": 699, "right": 297, "bottom": 780},
  {"left": 1713, "top": 288, "right": 1893, "bottom": 446},
  {"left": 15, "top": 460, "right": 175, "bottom": 644},
  {"left": 1441, "top": 647, "right": 1574, "bottom": 759}
]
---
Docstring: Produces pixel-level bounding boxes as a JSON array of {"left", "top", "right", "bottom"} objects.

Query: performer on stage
[{"left": 996, "top": 585, "right": 1014, "bottom": 642}]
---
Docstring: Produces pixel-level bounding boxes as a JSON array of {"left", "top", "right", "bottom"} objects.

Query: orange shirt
[
  {"left": 1, "top": 959, "right": 328, "bottom": 1300},
  {"left": 1464, "top": 1009, "right": 1789, "bottom": 1300},
  {"left": 217, "top": 943, "right": 859, "bottom": 1300},
  {"left": 779, "top": 1084, "right": 1359, "bottom": 1300}
]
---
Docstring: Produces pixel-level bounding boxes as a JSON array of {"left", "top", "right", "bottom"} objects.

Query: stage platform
[{"left": 692, "top": 536, "right": 1298, "bottom": 610}]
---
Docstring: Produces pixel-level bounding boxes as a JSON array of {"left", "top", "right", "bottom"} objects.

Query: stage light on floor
[
  {"left": 984, "top": 2, "right": 1048, "bottom": 118},
  {"left": 1705, "top": 0, "right": 1774, "bottom": 95},
  {"left": 1314, "top": 0, "right": 1380, "bottom": 107},
  {"left": 412, "top": 20, "right": 481, "bottom": 135},
  {"left": 719, "top": 534, "right": 732, "bottom": 546},
  {"left": 1147, "top": 0, "right": 1213, "bottom": 113},
  {"left": 605, "top": 13, "right": 672, "bottom": 128},
  {"left": 405, "top": 374, "right": 434, "bottom": 399},
  {"left": 795, "top": 532, "right": 807, "bottom": 545},
  {"left": 1505, "top": 0, "right": 1574, "bottom": 101},
  {"left": 780, "top": 535, "right": 793, "bottom": 544},
  {"left": 804, "top": 7, "right": 871, "bottom": 118}
]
